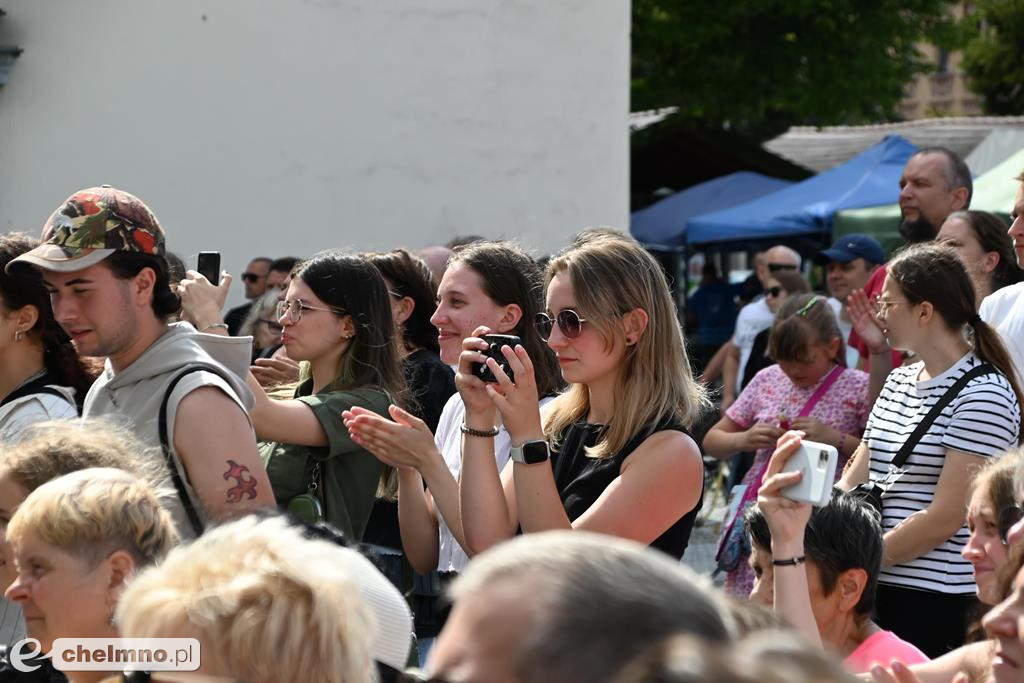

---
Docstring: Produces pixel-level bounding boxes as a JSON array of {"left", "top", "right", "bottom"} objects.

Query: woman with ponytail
[
  {"left": 838, "top": 243, "right": 1022, "bottom": 658},
  {"left": 0, "top": 234, "right": 93, "bottom": 441}
]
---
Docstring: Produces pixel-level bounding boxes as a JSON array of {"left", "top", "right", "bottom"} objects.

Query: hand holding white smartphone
[{"left": 780, "top": 439, "right": 838, "bottom": 507}]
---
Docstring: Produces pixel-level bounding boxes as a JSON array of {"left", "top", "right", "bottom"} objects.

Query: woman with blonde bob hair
[
  {"left": 116, "top": 514, "right": 385, "bottom": 683},
  {"left": 457, "top": 230, "right": 708, "bottom": 558},
  {"left": 4, "top": 468, "right": 177, "bottom": 680}
]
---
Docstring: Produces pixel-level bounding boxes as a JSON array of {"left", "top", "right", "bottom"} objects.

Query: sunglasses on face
[
  {"left": 241, "top": 272, "right": 265, "bottom": 283},
  {"left": 764, "top": 286, "right": 783, "bottom": 298},
  {"left": 768, "top": 263, "right": 798, "bottom": 273},
  {"left": 535, "top": 309, "right": 588, "bottom": 342},
  {"left": 998, "top": 504, "right": 1024, "bottom": 546}
]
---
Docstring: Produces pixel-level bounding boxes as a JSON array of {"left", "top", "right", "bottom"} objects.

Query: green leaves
[
  {"left": 960, "top": 0, "right": 1024, "bottom": 115},
  {"left": 632, "top": 0, "right": 960, "bottom": 140}
]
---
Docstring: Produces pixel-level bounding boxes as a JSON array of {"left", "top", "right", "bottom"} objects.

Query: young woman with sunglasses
[
  {"left": 451, "top": 232, "right": 707, "bottom": 560},
  {"left": 342, "top": 241, "right": 562, "bottom": 662},
  {"left": 705, "top": 294, "right": 869, "bottom": 596},
  {"left": 837, "top": 243, "right": 1023, "bottom": 658},
  {"left": 181, "top": 250, "right": 406, "bottom": 542}
]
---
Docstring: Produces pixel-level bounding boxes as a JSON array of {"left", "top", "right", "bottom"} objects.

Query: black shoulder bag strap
[
  {"left": 890, "top": 363, "right": 997, "bottom": 470},
  {"left": 1, "top": 374, "right": 71, "bottom": 409},
  {"left": 159, "top": 363, "right": 233, "bottom": 536}
]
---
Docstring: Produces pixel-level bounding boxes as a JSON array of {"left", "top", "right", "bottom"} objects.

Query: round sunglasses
[{"left": 535, "top": 310, "right": 588, "bottom": 342}]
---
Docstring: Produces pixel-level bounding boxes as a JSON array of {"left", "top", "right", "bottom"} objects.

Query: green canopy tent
[{"left": 833, "top": 146, "right": 1024, "bottom": 255}]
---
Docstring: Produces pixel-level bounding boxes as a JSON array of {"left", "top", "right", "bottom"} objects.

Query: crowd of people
[{"left": 0, "top": 144, "right": 1018, "bottom": 682}]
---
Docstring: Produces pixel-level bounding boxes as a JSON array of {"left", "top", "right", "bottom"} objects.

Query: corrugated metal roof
[{"left": 765, "top": 116, "right": 1024, "bottom": 172}]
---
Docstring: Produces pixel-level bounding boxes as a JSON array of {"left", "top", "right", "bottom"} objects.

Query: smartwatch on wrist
[{"left": 510, "top": 438, "right": 550, "bottom": 464}]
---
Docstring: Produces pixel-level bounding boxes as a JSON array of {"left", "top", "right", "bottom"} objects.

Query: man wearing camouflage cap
[{"left": 8, "top": 185, "right": 274, "bottom": 534}]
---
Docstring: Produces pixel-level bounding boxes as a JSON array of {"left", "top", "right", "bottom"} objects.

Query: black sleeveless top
[{"left": 550, "top": 418, "right": 703, "bottom": 559}]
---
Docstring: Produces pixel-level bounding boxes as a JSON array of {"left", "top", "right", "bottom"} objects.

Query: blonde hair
[
  {"left": 7, "top": 468, "right": 178, "bottom": 569},
  {"left": 116, "top": 515, "right": 377, "bottom": 683},
  {"left": 0, "top": 419, "right": 170, "bottom": 495},
  {"left": 542, "top": 232, "right": 708, "bottom": 457}
]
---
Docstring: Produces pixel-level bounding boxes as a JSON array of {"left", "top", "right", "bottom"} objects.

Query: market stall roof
[
  {"left": 629, "top": 172, "right": 793, "bottom": 250},
  {"left": 685, "top": 135, "right": 918, "bottom": 247}
]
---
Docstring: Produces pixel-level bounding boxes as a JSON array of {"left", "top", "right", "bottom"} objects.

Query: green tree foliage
[
  {"left": 961, "top": 0, "right": 1024, "bottom": 115},
  {"left": 633, "top": 0, "right": 960, "bottom": 140}
]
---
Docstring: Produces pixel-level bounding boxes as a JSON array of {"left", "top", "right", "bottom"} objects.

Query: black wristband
[
  {"left": 772, "top": 556, "right": 806, "bottom": 567},
  {"left": 461, "top": 424, "right": 499, "bottom": 438}
]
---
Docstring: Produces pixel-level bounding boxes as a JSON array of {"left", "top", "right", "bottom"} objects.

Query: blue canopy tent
[
  {"left": 686, "top": 135, "right": 919, "bottom": 247},
  {"left": 630, "top": 172, "right": 795, "bottom": 250}
]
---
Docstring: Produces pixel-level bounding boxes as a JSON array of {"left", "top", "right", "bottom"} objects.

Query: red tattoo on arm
[{"left": 223, "top": 459, "right": 259, "bottom": 503}]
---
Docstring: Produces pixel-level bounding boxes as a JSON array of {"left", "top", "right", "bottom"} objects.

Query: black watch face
[{"left": 522, "top": 441, "right": 549, "bottom": 464}]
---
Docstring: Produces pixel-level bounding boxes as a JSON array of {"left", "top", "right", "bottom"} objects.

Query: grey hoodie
[{"left": 83, "top": 322, "right": 255, "bottom": 533}]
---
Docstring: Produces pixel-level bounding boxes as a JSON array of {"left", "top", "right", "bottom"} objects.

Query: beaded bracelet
[{"left": 460, "top": 424, "right": 499, "bottom": 438}]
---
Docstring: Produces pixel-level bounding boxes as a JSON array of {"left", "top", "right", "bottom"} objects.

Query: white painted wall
[{"left": 0, "top": 0, "right": 629, "bottom": 306}]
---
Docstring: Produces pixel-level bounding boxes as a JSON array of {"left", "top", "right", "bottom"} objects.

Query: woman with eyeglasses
[
  {"left": 180, "top": 250, "right": 406, "bottom": 542},
  {"left": 342, "top": 241, "right": 562, "bottom": 663},
  {"left": 444, "top": 231, "right": 706, "bottom": 562},
  {"left": 705, "top": 293, "right": 869, "bottom": 596},
  {"left": 837, "top": 243, "right": 1023, "bottom": 658}
]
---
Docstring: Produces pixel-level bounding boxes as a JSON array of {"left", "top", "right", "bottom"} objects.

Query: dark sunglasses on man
[
  {"left": 767, "top": 263, "right": 798, "bottom": 273},
  {"left": 763, "top": 286, "right": 783, "bottom": 298},
  {"left": 241, "top": 271, "right": 264, "bottom": 283}
]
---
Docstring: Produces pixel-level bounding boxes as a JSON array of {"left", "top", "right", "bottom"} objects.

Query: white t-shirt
[
  {"left": 980, "top": 282, "right": 1024, "bottom": 389},
  {"left": 732, "top": 298, "right": 774, "bottom": 394},
  {"left": 865, "top": 353, "right": 1020, "bottom": 594},
  {"left": 434, "top": 393, "right": 512, "bottom": 573}
]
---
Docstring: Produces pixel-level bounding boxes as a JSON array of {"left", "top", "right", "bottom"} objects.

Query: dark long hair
[
  {"left": 946, "top": 210, "right": 1024, "bottom": 293},
  {"left": 888, "top": 243, "right": 1024, "bottom": 424},
  {"left": 294, "top": 250, "right": 407, "bottom": 404},
  {"left": 448, "top": 241, "right": 564, "bottom": 398},
  {"left": 362, "top": 249, "right": 439, "bottom": 353},
  {"left": 0, "top": 234, "right": 95, "bottom": 398}
]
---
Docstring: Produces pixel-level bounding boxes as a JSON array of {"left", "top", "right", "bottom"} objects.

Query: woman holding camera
[
  {"left": 343, "top": 241, "right": 561, "bottom": 661},
  {"left": 837, "top": 243, "right": 1022, "bottom": 657},
  {"left": 450, "top": 232, "right": 706, "bottom": 560}
]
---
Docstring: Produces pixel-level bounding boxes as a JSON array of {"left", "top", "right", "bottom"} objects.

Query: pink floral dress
[{"left": 721, "top": 363, "right": 870, "bottom": 597}]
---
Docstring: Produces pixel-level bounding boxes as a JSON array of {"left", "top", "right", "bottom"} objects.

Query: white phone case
[{"left": 780, "top": 439, "right": 838, "bottom": 507}]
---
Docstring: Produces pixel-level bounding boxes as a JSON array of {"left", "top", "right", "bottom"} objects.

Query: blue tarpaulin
[
  {"left": 686, "top": 135, "right": 918, "bottom": 246},
  {"left": 630, "top": 172, "right": 794, "bottom": 249}
]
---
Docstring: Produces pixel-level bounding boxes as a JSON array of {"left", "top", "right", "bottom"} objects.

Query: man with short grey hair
[{"left": 427, "top": 531, "right": 731, "bottom": 683}]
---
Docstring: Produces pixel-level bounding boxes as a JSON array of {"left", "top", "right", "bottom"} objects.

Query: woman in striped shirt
[{"left": 838, "top": 243, "right": 1023, "bottom": 658}]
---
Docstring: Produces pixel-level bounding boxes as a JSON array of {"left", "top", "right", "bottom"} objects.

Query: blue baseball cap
[{"left": 818, "top": 234, "right": 886, "bottom": 266}]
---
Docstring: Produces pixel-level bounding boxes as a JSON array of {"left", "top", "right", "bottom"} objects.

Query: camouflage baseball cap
[{"left": 8, "top": 185, "right": 165, "bottom": 273}]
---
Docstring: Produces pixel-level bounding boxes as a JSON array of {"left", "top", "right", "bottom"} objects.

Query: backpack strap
[
  {"left": 1, "top": 373, "right": 72, "bottom": 410},
  {"left": 158, "top": 363, "right": 232, "bottom": 536},
  {"left": 892, "top": 363, "right": 997, "bottom": 470}
]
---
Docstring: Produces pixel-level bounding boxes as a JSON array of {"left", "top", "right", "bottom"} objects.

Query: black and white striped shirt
[{"left": 866, "top": 353, "right": 1021, "bottom": 594}]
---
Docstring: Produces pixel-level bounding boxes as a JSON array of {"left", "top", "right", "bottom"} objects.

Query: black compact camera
[{"left": 473, "top": 334, "right": 521, "bottom": 383}]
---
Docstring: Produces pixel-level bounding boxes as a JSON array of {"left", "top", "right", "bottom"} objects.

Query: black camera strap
[
  {"left": 159, "top": 363, "right": 234, "bottom": 537},
  {"left": 889, "top": 363, "right": 996, "bottom": 470}
]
